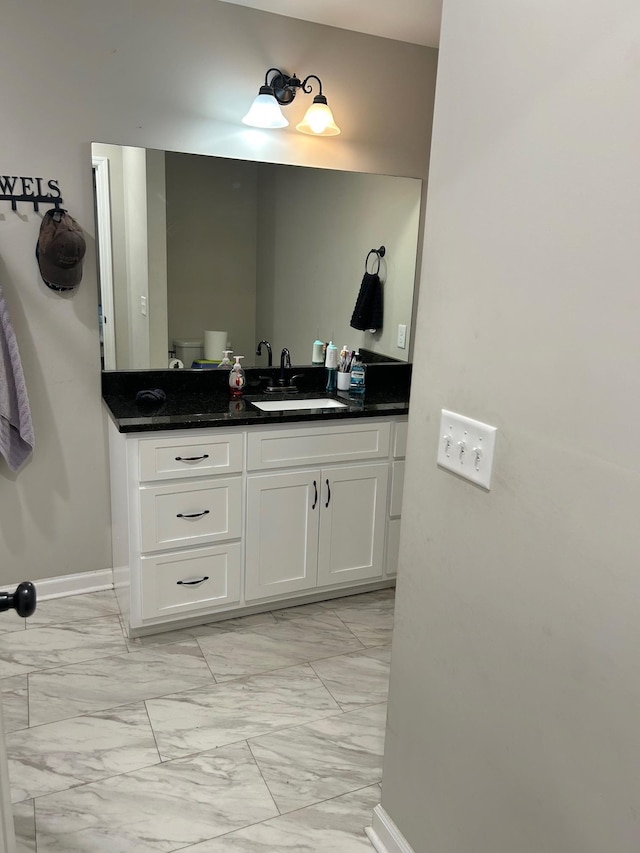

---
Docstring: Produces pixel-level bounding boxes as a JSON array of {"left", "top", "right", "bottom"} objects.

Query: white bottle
[
  {"left": 312, "top": 339, "right": 324, "bottom": 364},
  {"left": 324, "top": 341, "right": 338, "bottom": 369}
]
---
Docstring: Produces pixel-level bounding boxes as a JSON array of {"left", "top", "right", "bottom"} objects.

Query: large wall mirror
[{"left": 92, "top": 143, "right": 423, "bottom": 370}]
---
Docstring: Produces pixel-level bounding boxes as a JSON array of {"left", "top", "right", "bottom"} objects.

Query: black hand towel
[{"left": 350, "top": 271, "right": 383, "bottom": 331}]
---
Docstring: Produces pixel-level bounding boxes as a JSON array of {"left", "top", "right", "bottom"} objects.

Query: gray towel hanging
[{"left": 0, "top": 284, "right": 34, "bottom": 471}]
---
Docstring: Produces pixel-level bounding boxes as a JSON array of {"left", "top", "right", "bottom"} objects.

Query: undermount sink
[{"left": 251, "top": 398, "right": 347, "bottom": 412}]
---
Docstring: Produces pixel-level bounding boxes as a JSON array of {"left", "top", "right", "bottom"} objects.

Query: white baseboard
[
  {"left": 33, "top": 569, "right": 114, "bottom": 601},
  {"left": 366, "top": 805, "right": 415, "bottom": 853}
]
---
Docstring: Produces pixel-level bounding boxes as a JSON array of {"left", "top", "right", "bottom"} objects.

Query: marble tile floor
[{"left": 0, "top": 586, "right": 395, "bottom": 852}]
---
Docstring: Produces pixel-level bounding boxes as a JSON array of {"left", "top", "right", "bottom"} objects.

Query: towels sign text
[{"left": 0, "top": 175, "right": 63, "bottom": 212}]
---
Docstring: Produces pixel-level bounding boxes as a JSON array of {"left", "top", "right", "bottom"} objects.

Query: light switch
[
  {"left": 437, "top": 409, "right": 497, "bottom": 490},
  {"left": 140, "top": 295, "right": 148, "bottom": 317},
  {"left": 397, "top": 324, "right": 407, "bottom": 349}
]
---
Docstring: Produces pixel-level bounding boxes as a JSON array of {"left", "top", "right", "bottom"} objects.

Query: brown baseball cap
[{"left": 36, "top": 209, "right": 86, "bottom": 291}]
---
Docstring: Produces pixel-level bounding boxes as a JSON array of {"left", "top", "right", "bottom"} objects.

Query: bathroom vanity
[
  {"left": 103, "top": 365, "right": 408, "bottom": 636},
  {"left": 93, "top": 138, "right": 420, "bottom": 637}
]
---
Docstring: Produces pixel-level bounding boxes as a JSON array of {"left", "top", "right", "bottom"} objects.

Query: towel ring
[{"left": 365, "top": 246, "right": 386, "bottom": 275}]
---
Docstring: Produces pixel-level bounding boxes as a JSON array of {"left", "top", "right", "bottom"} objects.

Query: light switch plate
[
  {"left": 437, "top": 409, "right": 497, "bottom": 490},
  {"left": 397, "top": 324, "right": 407, "bottom": 349}
]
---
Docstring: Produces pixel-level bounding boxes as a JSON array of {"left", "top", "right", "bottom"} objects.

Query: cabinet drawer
[
  {"left": 140, "top": 543, "right": 241, "bottom": 620},
  {"left": 393, "top": 421, "right": 408, "bottom": 458},
  {"left": 139, "top": 477, "right": 241, "bottom": 553},
  {"left": 247, "top": 421, "right": 391, "bottom": 471},
  {"left": 139, "top": 433, "right": 243, "bottom": 482},
  {"left": 390, "top": 460, "right": 405, "bottom": 518}
]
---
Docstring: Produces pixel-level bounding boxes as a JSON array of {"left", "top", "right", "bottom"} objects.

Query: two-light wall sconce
[{"left": 242, "top": 67, "right": 341, "bottom": 136}]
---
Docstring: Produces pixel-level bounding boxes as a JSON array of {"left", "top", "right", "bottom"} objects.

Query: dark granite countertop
[{"left": 102, "top": 364, "right": 411, "bottom": 434}]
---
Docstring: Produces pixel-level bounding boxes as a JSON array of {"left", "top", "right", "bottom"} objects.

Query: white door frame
[
  {"left": 0, "top": 696, "right": 16, "bottom": 853},
  {"left": 92, "top": 155, "right": 117, "bottom": 370}
]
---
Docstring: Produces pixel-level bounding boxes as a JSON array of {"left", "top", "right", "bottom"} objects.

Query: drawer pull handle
[
  {"left": 175, "top": 454, "right": 209, "bottom": 462},
  {"left": 177, "top": 576, "right": 209, "bottom": 586},
  {"left": 312, "top": 480, "right": 318, "bottom": 510},
  {"left": 176, "top": 510, "right": 210, "bottom": 519},
  {"left": 325, "top": 478, "right": 331, "bottom": 508}
]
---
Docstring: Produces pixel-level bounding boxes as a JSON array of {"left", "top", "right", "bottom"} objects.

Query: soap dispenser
[
  {"left": 229, "top": 356, "right": 246, "bottom": 397},
  {"left": 217, "top": 350, "right": 233, "bottom": 369}
]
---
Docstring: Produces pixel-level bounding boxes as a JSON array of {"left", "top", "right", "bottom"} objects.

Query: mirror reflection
[{"left": 92, "top": 143, "right": 423, "bottom": 370}]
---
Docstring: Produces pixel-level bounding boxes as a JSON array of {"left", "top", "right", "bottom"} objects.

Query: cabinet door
[
  {"left": 245, "top": 470, "right": 320, "bottom": 601},
  {"left": 317, "top": 463, "right": 389, "bottom": 587}
]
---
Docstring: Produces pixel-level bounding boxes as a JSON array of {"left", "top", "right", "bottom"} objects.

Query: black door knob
[{"left": 0, "top": 582, "right": 37, "bottom": 618}]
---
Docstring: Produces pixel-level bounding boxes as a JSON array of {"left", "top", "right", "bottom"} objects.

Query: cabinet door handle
[
  {"left": 312, "top": 480, "right": 318, "bottom": 510},
  {"left": 175, "top": 454, "right": 209, "bottom": 462},
  {"left": 176, "top": 509, "right": 210, "bottom": 519},
  {"left": 177, "top": 576, "right": 209, "bottom": 586},
  {"left": 325, "top": 478, "right": 331, "bottom": 508}
]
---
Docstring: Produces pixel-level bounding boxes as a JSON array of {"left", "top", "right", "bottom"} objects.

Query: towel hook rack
[
  {"left": 0, "top": 175, "right": 64, "bottom": 212},
  {"left": 1, "top": 193, "right": 64, "bottom": 213},
  {"left": 365, "top": 245, "right": 386, "bottom": 274}
]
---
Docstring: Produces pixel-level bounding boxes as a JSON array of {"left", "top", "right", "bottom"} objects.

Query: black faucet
[
  {"left": 262, "top": 348, "right": 303, "bottom": 392},
  {"left": 264, "top": 348, "right": 301, "bottom": 392},
  {"left": 256, "top": 339, "right": 272, "bottom": 367},
  {"left": 279, "top": 347, "right": 291, "bottom": 385}
]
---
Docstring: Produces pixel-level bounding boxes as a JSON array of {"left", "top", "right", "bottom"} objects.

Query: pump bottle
[{"left": 229, "top": 356, "right": 246, "bottom": 397}]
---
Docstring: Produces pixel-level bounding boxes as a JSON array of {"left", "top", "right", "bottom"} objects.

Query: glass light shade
[
  {"left": 242, "top": 93, "right": 289, "bottom": 129},
  {"left": 296, "top": 99, "right": 341, "bottom": 136}
]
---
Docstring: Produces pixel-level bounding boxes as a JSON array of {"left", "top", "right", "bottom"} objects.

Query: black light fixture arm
[
  {"left": 300, "top": 74, "right": 323, "bottom": 97},
  {"left": 264, "top": 67, "right": 283, "bottom": 87},
  {"left": 264, "top": 68, "right": 326, "bottom": 106}
]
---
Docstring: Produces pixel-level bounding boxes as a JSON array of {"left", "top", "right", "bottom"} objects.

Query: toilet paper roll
[{"left": 204, "top": 330, "right": 228, "bottom": 361}]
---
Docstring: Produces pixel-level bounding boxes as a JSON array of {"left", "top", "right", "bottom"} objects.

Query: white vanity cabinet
[
  {"left": 109, "top": 426, "right": 244, "bottom": 631},
  {"left": 245, "top": 422, "right": 390, "bottom": 601},
  {"left": 245, "top": 462, "right": 389, "bottom": 600},
  {"left": 108, "top": 417, "right": 401, "bottom": 635}
]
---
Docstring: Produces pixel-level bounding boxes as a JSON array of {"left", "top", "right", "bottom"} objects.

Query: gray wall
[
  {"left": 382, "top": 1, "right": 640, "bottom": 851},
  {"left": 166, "top": 153, "right": 258, "bottom": 362},
  {"left": 0, "top": 0, "right": 436, "bottom": 584},
  {"left": 146, "top": 149, "right": 169, "bottom": 368},
  {"left": 256, "top": 166, "right": 422, "bottom": 363}
]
